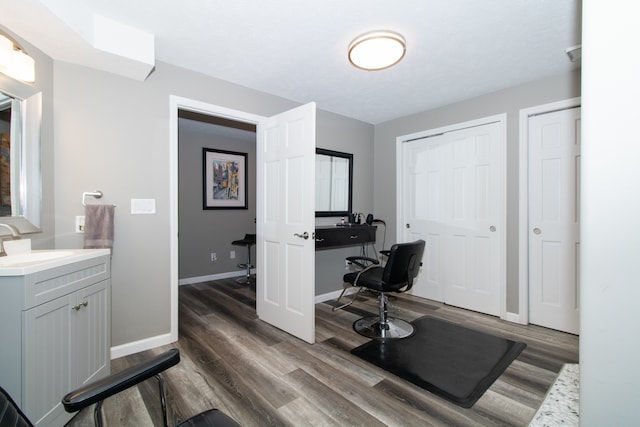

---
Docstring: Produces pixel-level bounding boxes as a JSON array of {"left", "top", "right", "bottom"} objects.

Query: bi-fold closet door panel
[{"left": 401, "top": 120, "right": 505, "bottom": 317}]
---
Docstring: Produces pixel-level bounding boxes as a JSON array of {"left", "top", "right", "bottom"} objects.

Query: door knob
[
  {"left": 294, "top": 232, "right": 309, "bottom": 240},
  {"left": 533, "top": 228, "right": 541, "bottom": 235},
  {"left": 489, "top": 225, "right": 496, "bottom": 232}
]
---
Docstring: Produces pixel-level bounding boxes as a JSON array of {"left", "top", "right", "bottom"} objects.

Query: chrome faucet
[{"left": 0, "top": 223, "right": 21, "bottom": 256}]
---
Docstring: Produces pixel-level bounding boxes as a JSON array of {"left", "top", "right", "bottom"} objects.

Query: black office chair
[
  {"left": 232, "top": 233, "right": 256, "bottom": 284},
  {"left": 0, "top": 349, "right": 239, "bottom": 427},
  {"left": 338, "top": 239, "right": 425, "bottom": 339}
]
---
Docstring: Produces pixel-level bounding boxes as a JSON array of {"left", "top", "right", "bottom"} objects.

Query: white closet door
[
  {"left": 529, "top": 107, "right": 581, "bottom": 334},
  {"left": 402, "top": 120, "right": 504, "bottom": 316}
]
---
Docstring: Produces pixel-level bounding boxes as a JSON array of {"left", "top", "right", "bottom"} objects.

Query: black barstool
[{"left": 232, "top": 233, "right": 256, "bottom": 284}]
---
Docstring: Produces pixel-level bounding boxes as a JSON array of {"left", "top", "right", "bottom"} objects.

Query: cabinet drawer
[
  {"left": 24, "top": 255, "right": 110, "bottom": 309},
  {"left": 315, "top": 226, "right": 376, "bottom": 249}
]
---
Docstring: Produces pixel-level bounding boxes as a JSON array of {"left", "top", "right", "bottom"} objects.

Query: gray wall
[
  {"left": 373, "top": 69, "right": 581, "bottom": 314},
  {"left": 49, "top": 60, "right": 373, "bottom": 347},
  {"left": 178, "top": 119, "right": 257, "bottom": 278},
  {"left": 314, "top": 111, "right": 375, "bottom": 295}
]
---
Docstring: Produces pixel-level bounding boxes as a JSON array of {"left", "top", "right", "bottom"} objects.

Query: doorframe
[
  {"left": 169, "top": 95, "right": 264, "bottom": 342},
  {"left": 395, "top": 113, "right": 508, "bottom": 319},
  {"left": 517, "top": 97, "right": 581, "bottom": 325}
]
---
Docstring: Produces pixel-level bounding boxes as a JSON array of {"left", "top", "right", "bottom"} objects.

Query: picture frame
[{"left": 202, "top": 148, "right": 248, "bottom": 209}]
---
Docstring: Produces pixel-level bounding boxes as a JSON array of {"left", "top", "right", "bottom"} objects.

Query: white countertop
[{"left": 0, "top": 248, "right": 111, "bottom": 276}]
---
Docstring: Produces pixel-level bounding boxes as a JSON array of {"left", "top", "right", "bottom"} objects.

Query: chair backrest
[
  {"left": 381, "top": 240, "right": 426, "bottom": 291},
  {"left": 0, "top": 386, "right": 33, "bottom": 427}
]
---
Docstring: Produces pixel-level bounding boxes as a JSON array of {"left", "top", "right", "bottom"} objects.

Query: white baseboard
[
  {"left": 315, "top": 287, "right": 359, "bottom": 304},
  {"left": 110, "top": 332, "right": 176, "bottom": 359},
  {"left": 504, "top": 311, "right": 527, "bottom": 325},
  {"left": 178, "top": 269, "right": 256, "bottom": 286}
]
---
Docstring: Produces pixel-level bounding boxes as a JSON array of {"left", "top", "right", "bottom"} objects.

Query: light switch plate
[{"left": 131, "top": 198, "right": 156, "bottom": 214}]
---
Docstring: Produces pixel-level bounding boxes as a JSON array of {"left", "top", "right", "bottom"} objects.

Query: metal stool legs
[
  {"left": 237, "top": 243, "right": 253, "bottom": 284},
  {"left": 232, "top": 234, "right": 255, "bottom": 285}
]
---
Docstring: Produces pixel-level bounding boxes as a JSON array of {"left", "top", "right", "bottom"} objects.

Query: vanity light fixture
[
  {"left": 348, "top": 30, "right": 406, "bottom": 71},
  {"left": 0, "top": 34, "right": 35, "bottom": 83}
]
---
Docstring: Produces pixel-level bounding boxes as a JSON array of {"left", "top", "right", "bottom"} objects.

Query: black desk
[{"left": 315, "top": 224, "right": 376, "bottom": 249}]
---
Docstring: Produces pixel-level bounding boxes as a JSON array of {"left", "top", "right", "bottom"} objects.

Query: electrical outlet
[
  {"left": 75, "top": 216, "right": 85, "bottom": 233},
  {"left": 230, "top": 250, "right": 235, "bottom": 259},
  {"left": 211, "top": 252, "right": 217, "bottom": 262}
]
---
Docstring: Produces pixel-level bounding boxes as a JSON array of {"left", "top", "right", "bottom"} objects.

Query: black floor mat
[{"left": 351, "top": 316, "right": 527, "bottom": 408}]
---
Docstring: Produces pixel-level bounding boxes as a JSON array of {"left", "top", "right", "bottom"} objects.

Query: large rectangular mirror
[{"left": 316, "top": 148, "right": 353, "bottom": 217}]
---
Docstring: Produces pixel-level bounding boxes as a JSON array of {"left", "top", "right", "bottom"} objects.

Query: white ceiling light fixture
[
  {"left": 348, "top": 30, "right": 406, "bottom": 71},
  {"left": 0, "top": 34, "right": 35, "bottom": 83}
]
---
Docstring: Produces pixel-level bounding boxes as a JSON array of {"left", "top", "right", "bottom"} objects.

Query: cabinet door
[
  {"left": 75, "top": 279, "right": 110, "bottom": 386},
  {"left": 23, "top": 294, "right": 75, "bottom": 426}
]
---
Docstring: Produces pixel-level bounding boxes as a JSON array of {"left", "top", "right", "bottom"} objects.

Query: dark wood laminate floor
[{"left": 66, "top": 279, "right": 579, "bottom": 426}]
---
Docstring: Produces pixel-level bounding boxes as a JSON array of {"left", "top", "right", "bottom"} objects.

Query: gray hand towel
[{"left": 84, "top": 204, "right": 115, "bottom": 250}]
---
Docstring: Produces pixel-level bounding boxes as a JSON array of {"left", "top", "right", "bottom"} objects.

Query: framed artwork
[{"left": 202, "top": 148, "right": 248, "bottom": 209}]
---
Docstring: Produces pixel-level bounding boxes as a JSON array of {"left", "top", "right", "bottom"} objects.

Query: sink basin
[
  {"left": 0, "top": 250, "right": 75, "bottom": 267},
  {"left": 0, "top": 248, "right": 111, "bottom": 276}
]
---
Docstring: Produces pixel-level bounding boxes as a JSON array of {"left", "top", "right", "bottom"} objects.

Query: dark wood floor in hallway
[{"left": 66, "top": 279, "right": 579, "bottom": 426}]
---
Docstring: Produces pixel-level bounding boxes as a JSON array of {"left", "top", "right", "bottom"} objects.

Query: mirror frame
[
  {"left": 0, "top": 74, "right": 42, "bottom": 233},
  {"left": 315, "top": 148, "right": 353, "bottom": 218}
]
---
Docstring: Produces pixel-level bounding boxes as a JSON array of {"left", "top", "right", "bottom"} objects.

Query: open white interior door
[{"left": 256, "top": 103, "right": 316, "bottom": 344}]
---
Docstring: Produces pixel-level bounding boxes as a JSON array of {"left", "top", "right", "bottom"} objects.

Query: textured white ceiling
[{"left": 1, "top": 0, "right": 581, "bottom": 124}]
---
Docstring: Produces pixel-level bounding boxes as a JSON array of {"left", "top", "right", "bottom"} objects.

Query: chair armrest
[
  {"left": 346, "top": 256, "right": 379, "bottom": 269},
  {"left": 62, "top": 349, "right": 181, "bottom": 413}
]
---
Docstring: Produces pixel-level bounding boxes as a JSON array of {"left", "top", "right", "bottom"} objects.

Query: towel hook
[{"left": 82, "top": 190, "right": 103, "bottom": 206}]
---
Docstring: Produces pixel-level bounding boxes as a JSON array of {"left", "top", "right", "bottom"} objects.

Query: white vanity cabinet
[{"left": 0, "top": 250, "right": 111, "bottom": 427}]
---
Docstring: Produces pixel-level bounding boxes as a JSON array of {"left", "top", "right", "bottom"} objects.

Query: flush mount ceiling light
[
  {"left": 0, "top": 34, "right": 35, "bottom": 83},
  {"left": 348, "top": 30, "right": 406, "bottom": 71}
]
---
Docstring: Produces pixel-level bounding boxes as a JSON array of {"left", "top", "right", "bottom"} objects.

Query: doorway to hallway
[
  {"left": 177, "top": 109, "right": 257, "bottom": 286},
  {"left": 169, "top": 96, "right": 318, "bottom": 344}
]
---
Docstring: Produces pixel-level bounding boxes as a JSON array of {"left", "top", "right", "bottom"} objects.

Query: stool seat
[
  {"left": 232, "top": 233, "right": 256, "bottom": 284},
  {"left": 231, "top": 235, "right": 256, "bottom": 246}
]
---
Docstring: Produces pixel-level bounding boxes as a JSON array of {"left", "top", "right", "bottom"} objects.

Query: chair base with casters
[
  {"left": 352, "top": 293, "right": 416, "bottom": 339},
  {"left": 341, "top": 239, "right": 425, "bottom": 340},
  {"left": 232, "top": 233, "right": 256, "bottom": 284}
]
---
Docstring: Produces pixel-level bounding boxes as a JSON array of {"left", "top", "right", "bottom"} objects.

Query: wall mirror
[
  {"left": 0, "top": 75, "right": 42, "bottom": 233},
  {"left": 315, "top": 148, "right": 353, "bottom": 217}
]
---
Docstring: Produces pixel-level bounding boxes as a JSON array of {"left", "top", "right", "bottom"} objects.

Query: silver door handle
[
  {"left": 294, "top": 232, "right": 309, "bottom": 240},
  {"left": 489, "top": 225, "right": 496, "bottom": 232},
  {"left": 533, "top": 228, "right": 541, "bottom": 235}
]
